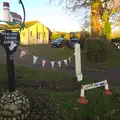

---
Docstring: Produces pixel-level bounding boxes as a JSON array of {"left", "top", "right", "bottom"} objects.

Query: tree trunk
[{"left": 91, "top": 1, "right": 101, "bottom": 37}]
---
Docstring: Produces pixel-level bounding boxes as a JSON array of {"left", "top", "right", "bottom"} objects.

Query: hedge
[{"left": 86, "top": 38, "right": 111, "bottom": 63}]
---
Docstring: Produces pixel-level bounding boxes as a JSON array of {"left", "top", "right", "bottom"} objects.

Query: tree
[
  {"left": 50, "top": 0, "right": 120, "bottom": 39},
  {"left": 61, "top": 34, "right": 65, "bottom": 38},
  {"left": 51, "top": 33, "right": 61, "bottom": 40}
]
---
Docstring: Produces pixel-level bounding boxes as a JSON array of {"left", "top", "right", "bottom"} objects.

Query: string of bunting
[{"left": 19, "top": 47, "right": 75, "bottom": 68}]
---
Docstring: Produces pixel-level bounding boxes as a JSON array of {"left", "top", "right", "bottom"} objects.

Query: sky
[{"left": 0, "top": 0, "right": 85, "bottom": 32}]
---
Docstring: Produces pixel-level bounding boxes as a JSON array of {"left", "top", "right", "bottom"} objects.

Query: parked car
[
  {"left": 68, "top": 38, "right": 80, "bottom": 48},
  {"left": 51, "top": 38, "right": 66, "bottom": 48}
]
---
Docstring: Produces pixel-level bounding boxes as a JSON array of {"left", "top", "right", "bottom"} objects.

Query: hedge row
[
  {"left": 111, "top": 38, "right": 120, "bottom": 43},
  {"left": 80, "top": 38, "right": 111, "bottom": 63}
]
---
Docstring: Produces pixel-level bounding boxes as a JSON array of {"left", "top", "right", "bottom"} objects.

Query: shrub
[
  {"left": 79, "top": 38, "right": 85, "bottom": 49},
  {"left": 86, "top": 38, "right": 110, "bottom": 63}
]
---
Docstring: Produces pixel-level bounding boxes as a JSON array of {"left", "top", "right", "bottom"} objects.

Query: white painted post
[{"left": 74, "top": 43, "right": 83, "bottom": 81}]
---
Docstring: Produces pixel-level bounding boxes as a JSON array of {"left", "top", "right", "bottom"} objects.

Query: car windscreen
[
  {"left": 55, "top": 38, "right": 63, "bottom": 42},
  {"left": 71, "top": 39, "right": 78, "bottom": 42}
]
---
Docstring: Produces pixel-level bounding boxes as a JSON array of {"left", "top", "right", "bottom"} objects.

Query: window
[
  {"left": 30, "top": 31, "right": 32, "bottom": 37},
  {"left": 13, "top": 19, "right": 16, "bottom": 22},
  {"left": 37, "top": 32, "right": 40, "bottom": 39}
]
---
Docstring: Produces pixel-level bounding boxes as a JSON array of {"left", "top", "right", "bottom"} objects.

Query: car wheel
[
  {"left": 59, "top": 44, "right": 64, "bottom": 48},
  {"left": 52, "top": 44, "right": 56, "bottom": 48}
]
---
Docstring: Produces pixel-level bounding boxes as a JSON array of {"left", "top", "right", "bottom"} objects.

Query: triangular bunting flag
[
  {"left": 63, "top": 59, "right": 67, "bottom": 66},
  {"left": 20, "top": 50, "right": 27, "bottom": 58},
  {"left": 58, "top": 61, "right": 61, "bottom": 67},
  {"left": 42, "top": 60, "right": 46, "bottom": 67},
  {"left": 33, "top": 56, "right": 38, "bottom": 64},
  {"left": 51, "top": 61, "right": 55, "bottom": 68},
  {"left": 68, "top": 57, "right": 71, "bottom": 63}
]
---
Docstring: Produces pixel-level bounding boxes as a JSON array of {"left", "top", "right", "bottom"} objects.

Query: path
[{"left": 0, "top": 46, "right": 120, "bottom": 86}]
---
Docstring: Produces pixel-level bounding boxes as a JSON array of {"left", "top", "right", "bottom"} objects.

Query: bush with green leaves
[{"left": 86, "top": 38, "right": 110, "bottom": 62}]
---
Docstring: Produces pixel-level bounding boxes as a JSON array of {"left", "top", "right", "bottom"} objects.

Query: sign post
[
  {"left": 0, "top": 30, "right": 30, "bottom": 119},
  {"left": 0, "top": 1, "right": 30, "bottom": 119},
  {"left": 0, "top": 30, "right": 20, "bottom": 92},
  {"left": 74, "top": 43, "right": 83, "bottom": 81}
]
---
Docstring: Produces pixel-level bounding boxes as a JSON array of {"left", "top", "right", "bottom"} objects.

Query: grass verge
[{"left": 0, "top": 64, "right": 120, "bottom": 119}]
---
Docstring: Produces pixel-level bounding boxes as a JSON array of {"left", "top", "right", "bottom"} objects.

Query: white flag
[
  {"left": 33, "top": 56, "right": 38, "bottom": 64},
  {"left": 9, "top": 41, "right": 17, "bottom": 51},
  {"left": 20, "top": 50, "right": 27, "bottom": 58},
  {"left": 42, "top": 60, "right": 46, "bottom": 67},
  {"left": 63, "top": 59, "right": 67, "bottom": 66},
  {"left": 68, "top": 57, "right": 71, "bottom": 63},
  {"left": 51, "top": 61, "right": 55, "bottom": 68},
  {"left": 58, "top": 61, "right": 61, "bottom": 67}
]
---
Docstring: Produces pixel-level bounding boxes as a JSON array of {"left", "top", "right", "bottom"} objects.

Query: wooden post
[{"left": 6, "top": 53, "right": 16, "bottom": 92}]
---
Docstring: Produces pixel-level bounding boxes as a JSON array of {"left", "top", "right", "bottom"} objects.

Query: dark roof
[{"left": 10, "top": 11, "right": 22, "bottom": 20}]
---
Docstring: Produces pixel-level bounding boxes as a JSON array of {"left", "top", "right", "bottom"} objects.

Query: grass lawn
[
  {"left": 0, "top": 63, "right": 120, "bottom": 119},
  {"left": 0, "top": 44, "right": 120, "bottom": 119},
  {"left": 20, "top": 44, "right": 74, "bottom": 60}
]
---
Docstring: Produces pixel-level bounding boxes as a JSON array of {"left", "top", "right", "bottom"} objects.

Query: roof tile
[{"left": 10, "top": 11, "right": 22, "bottom": 20}]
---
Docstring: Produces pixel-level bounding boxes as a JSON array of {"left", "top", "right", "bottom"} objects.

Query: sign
[
  {"left": 0, "top": 30, "right": 20, "bottom": 45},
  {"left": 0, "top": 30, "right": 20, "bottom": 54},
  {"left": 83, "top": 80, "right": 107, "bottom": 90},
  {"left": 77, "top": 74, "right": 83, "bottom": 82}
]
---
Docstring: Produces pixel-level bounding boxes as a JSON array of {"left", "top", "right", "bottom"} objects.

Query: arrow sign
[
  {"left": 0, "top": 30, "right": 20, "bottom": 54},
  {"left": 9, "top": 41, "right": 17, "bottom": 51}
]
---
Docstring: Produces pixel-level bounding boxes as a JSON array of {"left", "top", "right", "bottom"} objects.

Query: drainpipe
[
  {"left": 36, "top": 25, "right": 38, "bottom": 44},
  {"left": 42, "top": 24, "right": 44, "bottom": 44},
  {"left": 28, "top": 28, "right": 29, "bottom": 44}
]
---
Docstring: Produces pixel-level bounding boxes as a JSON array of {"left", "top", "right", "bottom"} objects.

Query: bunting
[
  {"left": 58, "top": 61, "right": 61, "bottom": 68},
  {"left": 63, "top": 59, "right": 67, "bottom": 66},
  {"left": 33, "top": 56, "right": 38, "bottom": 64},
  {"left": 42, "top": 60, "right": 46, "bottom": 67},
  {"left": 19, "top": 47, "right": 74, "bottom": 69},
  {"left": 20, "top": 50, "right": 27, "bottom": 58},
  {"left": 51, "top": 61, "right": 55, "bottom": 68},
  {"left": 68, "top": 56, "right": 71, "bottom": 63}
]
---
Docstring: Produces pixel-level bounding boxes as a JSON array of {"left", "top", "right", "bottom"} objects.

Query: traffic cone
[
  {"left": 104, "top": 83, "right": 112, "bottom": 95},
  {"left": 77, "top": 88, "right": 88, "bottom": 104}
]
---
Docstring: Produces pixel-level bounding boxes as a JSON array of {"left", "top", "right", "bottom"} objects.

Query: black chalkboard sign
[
  {"left": 0, "top": 30, "right": 20, "bottom": 54},
  {"left": 0, "top": 30, "right": 20, "bottom": 45}
]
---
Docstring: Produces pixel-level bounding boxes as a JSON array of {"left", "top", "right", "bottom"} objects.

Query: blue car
[
  {"left": 68, "top": 38, "right": 79, "bottom": 48},
  {"left": 51, "top": 38, "right": 65, "bottom": 48}
]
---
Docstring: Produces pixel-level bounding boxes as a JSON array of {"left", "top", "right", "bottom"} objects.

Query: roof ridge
[{"left": 10, "top": 11, "right": 22, "bottom": 19}]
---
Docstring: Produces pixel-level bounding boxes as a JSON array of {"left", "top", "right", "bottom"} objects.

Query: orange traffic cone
[
  {"left": 104, "top": 83, "right": 112, "bottom": 96},
  {"left": 77, "top": 88, "right": 88, "bottom": 104}
]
